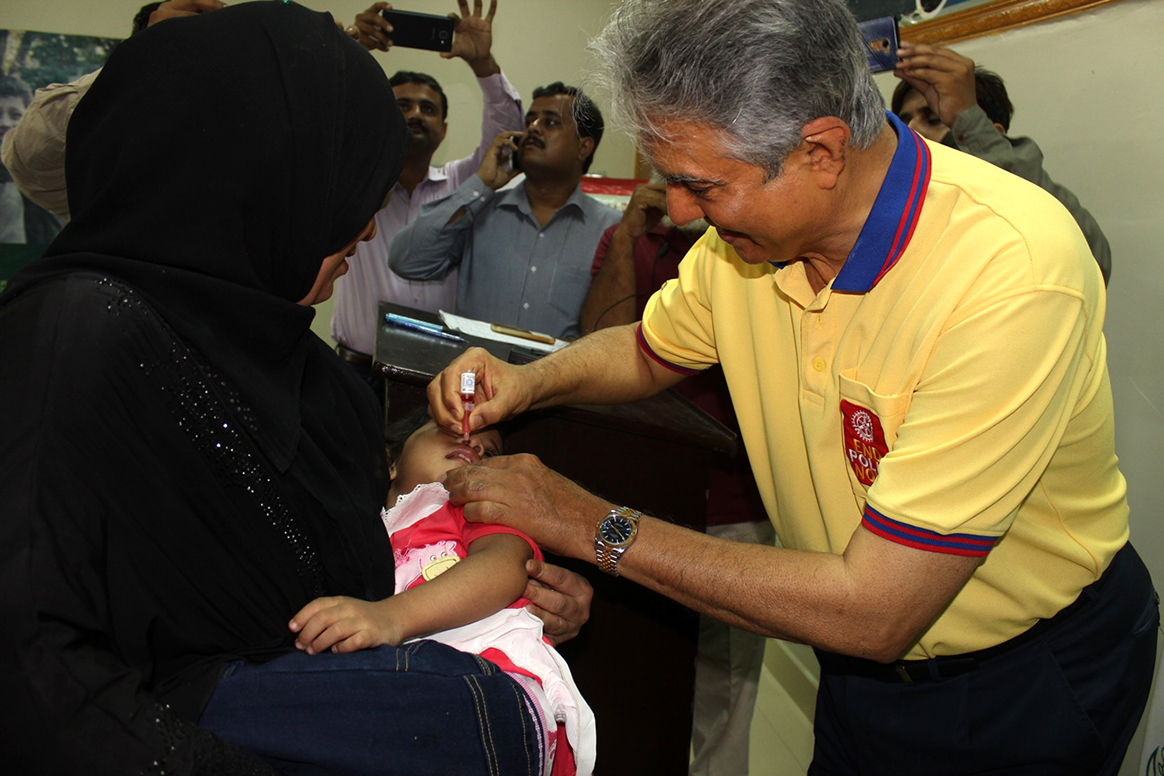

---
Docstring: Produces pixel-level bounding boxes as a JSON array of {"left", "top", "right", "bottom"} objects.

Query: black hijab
[
  {"left": 14, "top": 0, "right": 409, "bottom": 470},
  {"left": 0, "top": 1, "right": 410, "bottom": 735}
]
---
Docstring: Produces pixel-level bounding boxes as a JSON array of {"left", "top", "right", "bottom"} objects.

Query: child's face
[{"left": 389, "top": 420, "right": 503, "bottom": 499}]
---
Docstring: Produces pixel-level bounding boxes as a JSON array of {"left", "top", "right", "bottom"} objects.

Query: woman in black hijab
[{"left": 0, "top": 4, "right": 550, "bottom": 774}]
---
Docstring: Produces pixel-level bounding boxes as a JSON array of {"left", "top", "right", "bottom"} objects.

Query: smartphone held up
[
  {"left": 856, "top": 16, "right": 899, "bottom": 73},
  {"left": 381, "top": 8, "right": 455, "bottom": 52}
]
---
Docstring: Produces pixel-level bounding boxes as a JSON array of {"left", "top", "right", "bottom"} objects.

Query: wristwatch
[{"left": 595, "top": 506, "right": 642, "bottom": 576}]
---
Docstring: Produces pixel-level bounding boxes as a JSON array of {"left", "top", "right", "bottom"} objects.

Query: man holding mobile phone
[
  {"left": 389, "top": 82, "right": 623, "bottom": 341},
  {"left": 330, "top": 1, "right": 525, "bottom": 402}
]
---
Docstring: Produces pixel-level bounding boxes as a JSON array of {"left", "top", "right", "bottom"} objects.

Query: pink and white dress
[{"left": 383, "top": 482, "right": 596, "bottom": 776}]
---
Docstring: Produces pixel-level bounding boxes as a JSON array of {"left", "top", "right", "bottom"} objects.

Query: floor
[{"left": 747, "top": 650, "right": 816, "bottom": 776}]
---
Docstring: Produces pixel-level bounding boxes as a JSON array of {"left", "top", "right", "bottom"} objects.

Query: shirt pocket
[
  {"left": 548, "top": 264, "right": 591, "bottom": 318},
  {"left": 837, "top": 369, "right": 912, "bottom": 500}
]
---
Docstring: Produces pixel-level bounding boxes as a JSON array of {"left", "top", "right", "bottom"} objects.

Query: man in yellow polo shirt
[{"left": 425, "top": 0, "right": 1158, "bottom": 772}]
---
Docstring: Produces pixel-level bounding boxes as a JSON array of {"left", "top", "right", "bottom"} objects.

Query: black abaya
[{"left": 0, "top": 3, "right": 409, "bottom": 772}]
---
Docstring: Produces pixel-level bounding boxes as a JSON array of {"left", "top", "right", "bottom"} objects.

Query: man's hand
[
  {"left": 148, "top": 0, "right": 226, "bottom": 27},
  {"left": 580, "top": 182, "right": 670, "bottom": 333},
  {"left": 444, "top": 0, "right": 500, "bottom": 77},
  {"left": 347, "top": 2, "right": 393, "bottom": 51},
  {"left": 289, "top": 596, "right": 403, "bottom": 654},
  {"left": 615, "top": 181, "right": 668, "bottom": 242},
  {"left": 428, "top": 345, "right": 533, "bottom": 436},
  {"left": 443, "top": 454, "right": 612, "bottom": 560},
  {"left": 523, "top": 559, "right": 593, "bottom": 646},
  {"left": 475, "top": 130, "right": 525, "bottom": 191},
  {"left": 893, "top": 43, "right": 977, "bottom": 128}
]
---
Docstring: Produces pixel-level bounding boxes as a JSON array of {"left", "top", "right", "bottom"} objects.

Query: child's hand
[{"left": 288, "top": 596, "right": 404, "bottom": 654}]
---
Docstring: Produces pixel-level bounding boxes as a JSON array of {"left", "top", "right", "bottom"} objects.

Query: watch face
[{"left": 600, "top": 515, "right": 635, "bottom": 545}]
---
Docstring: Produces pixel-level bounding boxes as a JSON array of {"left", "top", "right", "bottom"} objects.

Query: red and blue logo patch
[{"left": 841, "top": 399, "right": 888, "bottom": 487}]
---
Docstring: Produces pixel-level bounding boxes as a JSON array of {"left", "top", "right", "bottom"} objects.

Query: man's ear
[
  {"left": 577, "top": 136, "right": 595, "bottom": 165},
  {"left": 438, "top": 121, "right": 449, "bottom": 144},
  {"left": 800, "top": 117, "right": 851, "bottom": 189},
  {"left": 388, "top": 460, "right": 398, "bottom": 483}
]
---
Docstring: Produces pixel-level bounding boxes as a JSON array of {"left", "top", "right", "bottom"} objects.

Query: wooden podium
[{"left": 374, "top": 303, "right": 737, "bottom": 775}]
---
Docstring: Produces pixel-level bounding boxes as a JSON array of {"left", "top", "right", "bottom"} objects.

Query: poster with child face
[{"left": 1, "top": 28, "right": 118, "bottom": 291}]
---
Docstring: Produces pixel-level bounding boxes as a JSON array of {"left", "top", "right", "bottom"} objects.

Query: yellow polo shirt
[{"left": 638, "top": 114, "right": 1127, "bottom": 659}]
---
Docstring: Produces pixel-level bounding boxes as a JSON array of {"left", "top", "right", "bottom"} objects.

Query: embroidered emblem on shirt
[
  {"left": 841, "top": 400, "right": 889, "bottom": 486},
  {"left": 395, "top": 540, "right": 461, "bottom": 588}
]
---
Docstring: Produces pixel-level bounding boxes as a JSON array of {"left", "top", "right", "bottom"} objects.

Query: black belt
[
  {"left": 335, "top": 344, "right": 373, "bottom": 368},
  {"left": 818, "top": 546, "right": 1121, "bottom": 685}
]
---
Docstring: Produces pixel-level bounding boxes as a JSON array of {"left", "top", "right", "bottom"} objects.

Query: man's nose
[{"left": 665, "top": 185, "right": 704, "bottom": 226}]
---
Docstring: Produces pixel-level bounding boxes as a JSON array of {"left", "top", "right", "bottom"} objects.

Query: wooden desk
[{"left": 375, "top": 303, "right": 736, "bottom": 775}]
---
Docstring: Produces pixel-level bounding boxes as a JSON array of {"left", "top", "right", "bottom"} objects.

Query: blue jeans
[{"left": 199, "top": 640, "right": 543, "bottom": 776}]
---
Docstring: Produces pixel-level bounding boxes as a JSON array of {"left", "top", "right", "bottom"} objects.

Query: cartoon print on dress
[
  {"left": 840, "top": 399, "right": 890, "bottom": 487},
  {"left": 393, "top": 540, "right": 461, "bottom": 587}
]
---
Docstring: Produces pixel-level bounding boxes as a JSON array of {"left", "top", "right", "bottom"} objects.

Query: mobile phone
[
  {"left": 380, "top": 9, "right": 455, "bottom": 53},
  {"left": 505, "top": 137, "right": 523, "bottom": 173},
  {"left": 856, "top": 16, "right": 899, "bottom": 73}
]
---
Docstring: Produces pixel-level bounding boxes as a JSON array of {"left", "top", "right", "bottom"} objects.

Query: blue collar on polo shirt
[{"left": 768, "top": 111, "right": 931, "bottom": 294}]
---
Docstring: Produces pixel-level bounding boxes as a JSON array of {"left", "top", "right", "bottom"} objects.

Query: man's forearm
[
  {"left": 524, "top": 324, "right": 683, "bottom": 411},
  {"left": 388, "top": 179, "right": 489, "bottom": 279},
  {"left": 581, "top": 230, "right": 639, "bottom": 333},
  {"left": 465, "top": 54, "right": 500, "bottom": 78},
  {"left": 571, "top": 507, "right": 976, "bottom": 661}
]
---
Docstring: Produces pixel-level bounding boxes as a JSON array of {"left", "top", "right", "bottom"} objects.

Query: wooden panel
[{"left": 900, "top": 0, "right": 1119, "bottom": 44}]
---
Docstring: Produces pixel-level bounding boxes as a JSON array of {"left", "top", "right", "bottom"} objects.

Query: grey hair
[{"left": 587, "top": 0, "right": 886, "bottom": 179}]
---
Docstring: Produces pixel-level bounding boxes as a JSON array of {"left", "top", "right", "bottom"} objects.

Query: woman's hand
[{"left": 522, "top": 559, "right": 593, "bottom": 646}]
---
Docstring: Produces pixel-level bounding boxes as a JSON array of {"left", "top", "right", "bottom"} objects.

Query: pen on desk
[
  {"left": 386, "top": 312, "right": 443, "bottom": 332},
  {"left": 490, "top": 322, "right": 556, "bottom": 345},
  {"left": 386, "top": 314, "right": 466, "bottom": 343}
]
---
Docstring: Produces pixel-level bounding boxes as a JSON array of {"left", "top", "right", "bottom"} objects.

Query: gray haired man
[{"left": 427, "top": 2, "right": 1158, "bottom": 774}]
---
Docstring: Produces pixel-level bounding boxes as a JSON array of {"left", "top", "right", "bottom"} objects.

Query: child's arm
[{"left": 289, "top": 533, "right": 533, "bottom": 654}]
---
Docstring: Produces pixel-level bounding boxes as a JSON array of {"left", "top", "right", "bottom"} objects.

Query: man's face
[
  {"left": 645, "top": 119, "right": 820, "bottom": 266},
  {"left": 390, "top": 421, "right": 502, "bottom": 497},
  {"left": 896, "top": 89, "right": 950, "bottom": 143},
  {"left": 0, "top": 96, "right": 26, "bottom": 140},
  {"left": 393, "top": 82, "right": 447, "bottom": 159},
  {"left": 517, "top": 94, "right": 592, "bottom": 178}
]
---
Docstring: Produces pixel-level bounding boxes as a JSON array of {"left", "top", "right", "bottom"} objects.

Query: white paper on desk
[{"left": 438, "top": 311, "right": 569, "bottom": 354}]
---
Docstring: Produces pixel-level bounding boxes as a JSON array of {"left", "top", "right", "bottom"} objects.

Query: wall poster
[{"left": 1, "top": 28, "right": 118, "bottom": 291}]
